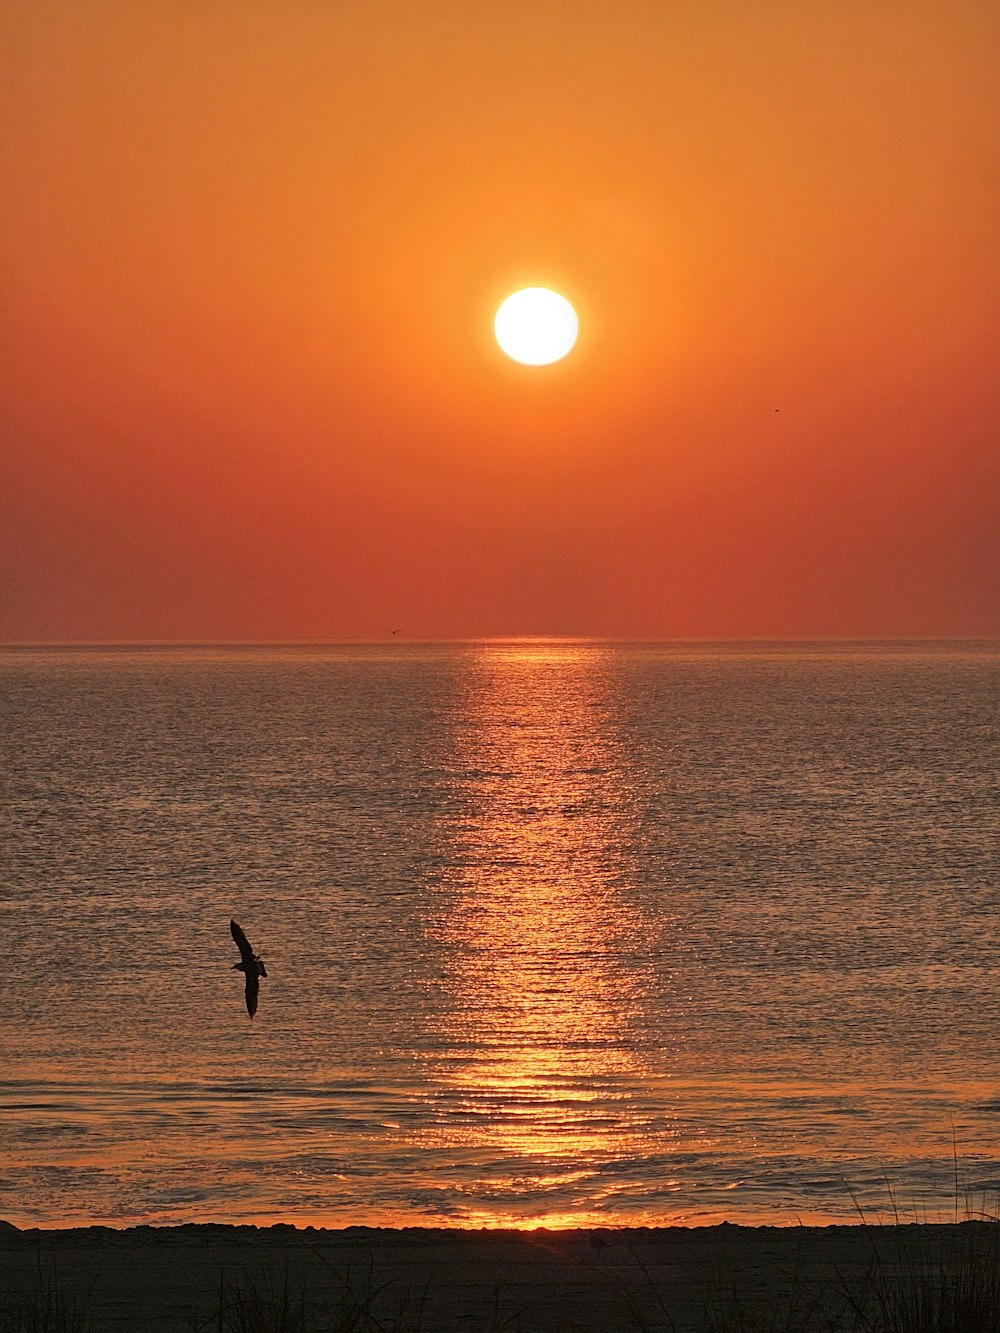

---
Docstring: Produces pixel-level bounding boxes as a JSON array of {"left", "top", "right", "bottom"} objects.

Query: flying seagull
[{"left": 230, "top": 919, "right": 267, "bottom": 1018}]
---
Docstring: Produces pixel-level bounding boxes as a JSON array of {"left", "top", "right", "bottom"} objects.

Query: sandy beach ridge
[{"left": 3, "top": 1218, "right": 995, "bottom": 1331}]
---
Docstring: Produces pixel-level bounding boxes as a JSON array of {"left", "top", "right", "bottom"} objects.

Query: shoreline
[{"left": 4, "top": 1218, "right": 995, "bottom": 1332}]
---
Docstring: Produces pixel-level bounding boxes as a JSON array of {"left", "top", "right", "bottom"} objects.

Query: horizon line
[{"left": 3, "top": 635, "right": 998, "bottom": 650}]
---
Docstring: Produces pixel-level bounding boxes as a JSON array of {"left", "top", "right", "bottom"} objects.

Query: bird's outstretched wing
[
  {"left": 230, "top": 918, "right": 254, "bottom": 966},
  {"left": 244, "top": 970, "right": 259, "bottom": 1018}
]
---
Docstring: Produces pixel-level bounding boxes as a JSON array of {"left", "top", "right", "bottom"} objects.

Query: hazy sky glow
[{"left": 3, "top": 1, "right": 998, "bottom": 641}]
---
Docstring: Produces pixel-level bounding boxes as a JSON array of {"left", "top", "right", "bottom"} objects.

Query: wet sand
[{"left": 3, "top": 1218, "right": 992, "bottom": 1331}]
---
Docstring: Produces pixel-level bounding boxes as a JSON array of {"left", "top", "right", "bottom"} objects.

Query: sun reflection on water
[{"left": 421, "top": 642, "right": 669, "bottom": 1223}]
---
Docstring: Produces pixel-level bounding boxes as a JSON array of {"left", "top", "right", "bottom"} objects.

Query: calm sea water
[{"left": 2, "top": 641, "right": 998, "bottom": 1230}]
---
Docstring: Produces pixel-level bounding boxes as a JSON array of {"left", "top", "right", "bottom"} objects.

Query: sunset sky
[{"left": 4, "top": 1, "right": 998, "bottom": 641}]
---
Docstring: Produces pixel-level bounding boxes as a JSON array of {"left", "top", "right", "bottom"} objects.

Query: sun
[{"left": 494, "top": 288, "right": 578, "bottom": 366}]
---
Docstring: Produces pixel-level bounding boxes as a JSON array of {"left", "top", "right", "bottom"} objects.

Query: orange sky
[{"left": 3, "top": 1, "right": 998, "bottom": 641}]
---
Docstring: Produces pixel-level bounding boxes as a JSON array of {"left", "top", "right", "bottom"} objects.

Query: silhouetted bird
[
  {"left": 230, "top": 919, "right": 267, "bottom": 1018},
  {"left": 589, "top": 1231, "right": 611, "bottom": 1261}
]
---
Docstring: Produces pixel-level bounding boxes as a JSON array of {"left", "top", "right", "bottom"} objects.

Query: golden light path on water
[{"left": 417, "top": 641, "right": 674, "bottom": 1228}]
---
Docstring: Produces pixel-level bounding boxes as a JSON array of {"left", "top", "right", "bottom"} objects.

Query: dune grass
[
  {"left": 836, "top": 1177, "right": 1000, "bottom": 1333},
  {"left": 660, "top": 1177, "right": 1000, "bottom": 1333},
  {"left": 0, "top": 1254, "right": 93, "bottom": 1333},
  {"left": 187, "top": 1256, "right": 433, "bottom": 1333}
]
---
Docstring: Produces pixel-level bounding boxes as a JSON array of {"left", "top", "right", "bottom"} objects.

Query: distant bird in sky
[{"left": 230, "top": 919, "right": 267, "bottom": 1018}]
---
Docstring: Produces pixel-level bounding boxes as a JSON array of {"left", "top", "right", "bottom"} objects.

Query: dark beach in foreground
[{"left": 4, "top": 1218, "right": 996, "bottom": 1332}]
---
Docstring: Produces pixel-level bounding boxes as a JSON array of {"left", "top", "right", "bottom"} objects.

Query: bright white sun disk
[{"left": 494, "top": 288, "right": 578, "bottom": 365}]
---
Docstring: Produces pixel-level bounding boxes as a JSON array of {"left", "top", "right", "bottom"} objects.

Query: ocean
[{"left": 2, "top": 641, "right": 998, "bottom": 1230}]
